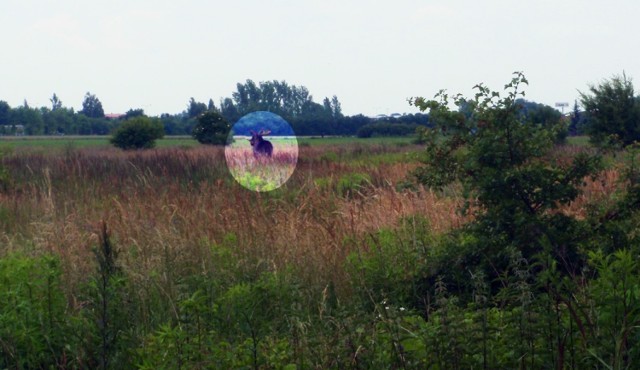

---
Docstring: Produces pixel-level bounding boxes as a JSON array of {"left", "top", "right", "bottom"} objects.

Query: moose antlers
[{"left": 250, "top": 129, "right": 271, "bottom": 136}]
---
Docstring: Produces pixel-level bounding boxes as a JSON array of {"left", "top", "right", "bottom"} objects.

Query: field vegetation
[
  {"left": 1, "top": 74, "right": 640, "bottom": 369},
  {"left": 225, "top": 138, "right": 299, "bottom": 192},
  {"left": 0, "top": 134, "right": 637, "bottom": 368}
]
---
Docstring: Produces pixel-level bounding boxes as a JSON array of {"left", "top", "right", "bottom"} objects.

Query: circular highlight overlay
[{"left": 224, "top": 111, "right": 298, "bottom": 192}]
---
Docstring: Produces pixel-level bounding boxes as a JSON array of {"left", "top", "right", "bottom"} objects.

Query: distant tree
[
  {"left": 159, "top": 113, "right": 187, "bottom": 135},
  {"left": 50, "top": 93, "right": 62, "bottom": 111},
  {"left": 80, "top": 92, "right": 105, "bottom": 118},
  {"left": 207, "top": 99, "right": 217, "bottom": 112},
  {"left": 110, "top": 116, "right": 164, "bottom": 150},
  {"left": 43, "top": 107, "right": 75, "bottom": 135},
  {"left": 11, "top": 105, "right": 44, "bottom": 135},
  {"left": 357, "top": 122, "right": 418, "bottom": 138},
  {"left": 516, "top": 99, "right": 567, "bottom": 143},
  {"left": 124, "top": 108, "right": 145, "bottom": 120},
  {"left": 330, "top": 95, "right": 341, "bottom": 118},
  {"left": 220, "top": 98, "right": 240, "bottom": 123},
  {"left": 192, "top": 111, "right": 230, "bottom": 145},
  {"left": 568, "top": 100, "right": 581, "bottom": 136},
  {"left": 334, "top": 114, "right": 372, "bottom": 136},
  {"left": 323, "top": 97, "right": 332, "bottom": 117},
  {"left": 187, "top": 98, "right": 207, "bottom": 118},
  {"left": 580, "top": 73, "right": 640, "bottom": 147},
  {"left": 0, "top": 101, "right": 10, "bottom": 126}
]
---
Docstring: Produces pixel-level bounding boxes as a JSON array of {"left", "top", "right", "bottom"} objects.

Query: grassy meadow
[
  {"left": 0, "top": 135, "right": 416, "bottom": 151},
  {"left": 0, "top": 135, "right": 638, "bottom": 368},
  {"left": 225, "top": 137, "right": 299, "bottom": 192}
]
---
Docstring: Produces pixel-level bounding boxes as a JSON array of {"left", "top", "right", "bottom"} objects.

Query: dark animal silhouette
[{"left": 249, "top": 129, "right": 273, "bottom": 157}]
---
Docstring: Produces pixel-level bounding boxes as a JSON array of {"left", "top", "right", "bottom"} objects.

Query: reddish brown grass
[{"left": 0, "top": 143, "right": 621, "bottom": 300}]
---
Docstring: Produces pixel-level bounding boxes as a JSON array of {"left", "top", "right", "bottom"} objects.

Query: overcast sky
[{"left": 1, "top": 0, "right": 639, "bottom": 117}]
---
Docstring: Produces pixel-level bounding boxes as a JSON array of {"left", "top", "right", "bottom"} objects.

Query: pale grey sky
[{"left": 1, "top": 0, "right": 639, "bottom": 117}]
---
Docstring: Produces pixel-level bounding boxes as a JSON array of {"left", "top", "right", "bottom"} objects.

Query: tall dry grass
[
  {"left": 225, "top": 144, "right": 298, "bottom": 191},
  {"left": 0, "top": 144, "right": 456, "bottom": 300},
  {"left": 0, "top": 142, "right": 618, "bottom": 303}
]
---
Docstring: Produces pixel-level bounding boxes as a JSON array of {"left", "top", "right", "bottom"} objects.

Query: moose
[{"left": 249, "top": 129, "right": 273, "bottom": 158}]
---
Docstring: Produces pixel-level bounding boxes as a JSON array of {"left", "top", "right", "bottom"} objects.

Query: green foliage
[
  {"left": 123, "top": 108, "right": 145, "bottom": 120},
  {"left": 337, "top": 172, "right": 371, "bottom": 197},
  {"left": 0, "top": 254, "right": 73, "bottom": 369},
  {"left": 516, "top": 98, "right": 568, "bottom": 143},
  {"left": 347, "top": 216, "right": 432, "bottom": 310},
  {"left": 191, "top": 110, "right": 231, "bottom": 145},
  {"left": 80, "top": 92, "right": 105, "bottom": 119},
  {"left": 581, "top": 73, "right": 640, "bottom": 147},
  {"left": 356, "top": 122, "right": 419, "bottom": 138},
  {"left": 587, "top": 143, "right": 640, "bottom": 253},
  {"left": 587, "top": 249, "right": 640, "bottom": 368},
  {"left": 137, "top": 270, "right": 302, "bottom": 369},
  {"left": 110, "top": 116, "right": 165, "bottom": 150},
  {"left": 413, "top": 125, "right": 430, "bottom": 144},
  {"left": 5, "top": 84, "right": 640, "bottom": 368},
  {"left": 11, "top": 104, "right": 44, "bottom": 135},
  {"left": 411, "top": 72, "right": 601, "bottom": 276},
  {"left": 0, "top": 100, "right": 11, "bottom": 125}
]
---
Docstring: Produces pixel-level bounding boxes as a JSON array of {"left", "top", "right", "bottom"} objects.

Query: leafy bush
[
  {"left": 0, "top": 254, "right": 73, "bottom": 369},
  {"left": 137, "top": 270, "right": 302, "bottom": 369},
  {"left": 411, "top": 72, "right": 601, "bottom": 279},
  {"left": 192, "top": 111, "right": 231, "bottom": 145},
  {"left": 110, "top": 116, "right": 164, "bottom": 150}
]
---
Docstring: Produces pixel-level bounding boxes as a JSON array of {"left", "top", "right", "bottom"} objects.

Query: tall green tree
[
  {"left": 0, "top": 101, "right": 10, "bottom": 126},
  {"left": 331, "top": 95, "right": 343, "bottom": 119},
  {"left": 569, "top": 100, "right": 581, "bottom": 136},
  {"left": 220, "top": 98, "right": 240, "bottom": 123},
  {"left": 580, "top": 73, "right": 640, "bottom": 147},
  {"left": 50, "top": 93, "right": 62, "bottom": 111},
  {"left": 187, "top": 98, "right": 207, "bottom": 118},
  {"left": 11, "top": 105, "right": 44, "bottom": 135},
  {"left": 207, "top": 98, "right": 216, "bottom": 112},
  {"left": 80, "top": 92, "right": 105, "bottom": 119},
  {"left": 43, "top": 107, "right": 75, "bottom": 135}
]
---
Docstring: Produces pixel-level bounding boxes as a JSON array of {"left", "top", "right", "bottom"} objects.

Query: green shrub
[
  {"left": 192, "top": 111, "right": 231, "bottom": 145},
  {"left": 0, "top": 254, "right": 72, "bottom": 369},
  {"left": 110, "top": 116, "right": 164, "bottom": 150},
  {"left": 137, "top": 270, "right": 302, "bottom": 369}
]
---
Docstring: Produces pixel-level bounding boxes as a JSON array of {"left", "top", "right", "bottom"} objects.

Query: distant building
[{"left": 105, "top": 113, "right": 125, "bottom": 120}]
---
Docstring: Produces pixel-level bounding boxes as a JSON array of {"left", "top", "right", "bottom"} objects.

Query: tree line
[{"left": 4, "top": 75, "right": 636, "bottom": 143}]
